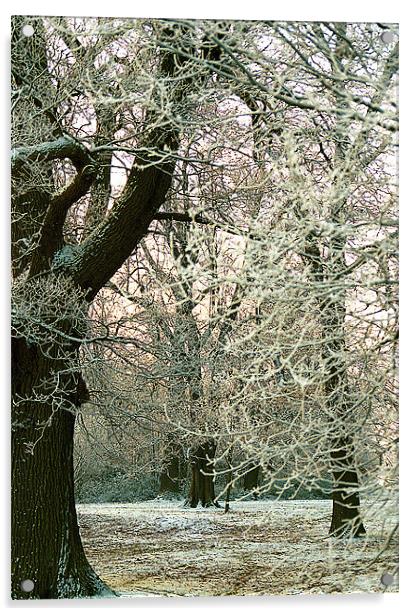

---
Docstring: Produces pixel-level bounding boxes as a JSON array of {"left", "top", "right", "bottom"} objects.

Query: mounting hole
[
  {"left": 380, "top": 31, "right": 396, "bottom": 45},
  {"left": 21, "top": 24, "right": 35, "bottom": 37},
  {"left": 381, "top": 572, "right": 394, "bottom": 587},
  {"left": 20, "top": 579, "right": 34, "bottom": 593}
]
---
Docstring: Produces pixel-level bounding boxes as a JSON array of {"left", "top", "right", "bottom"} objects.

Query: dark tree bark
[
  {"left": 243, "top": 462, "right": 260, "bottom": 498},
  {"left": 329, "top": 438, "right": 366, "bottom": 538},
  {"left": 11, "top": 337, "right": 113, "bottom": 599},
  {"left": 159, "top": 436, "right": 186, "bottom": 496},
  {"left": 323, "top": 306, "right": 366, "bottom": 538},
  {"left": 187, "top": 440, "right": 219, "bottom": 508},
  {"left": 224, "top": 447, "right": 234, "bottom": 513}
]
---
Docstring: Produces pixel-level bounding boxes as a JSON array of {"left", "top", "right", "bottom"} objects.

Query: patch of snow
[
  {"left": 77, "top": 498, "right": 398, "bottom": 597},
  {"left": 152, "top": 516, "right": 216, "bottom": 534}
]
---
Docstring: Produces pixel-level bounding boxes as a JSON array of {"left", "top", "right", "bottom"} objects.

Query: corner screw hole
[
  {"left": 22, "top": 24, "right": 35, "bottom": 37},
  {"left": 381, "top": 572, "right": 394, "bottom": 587},
  {"left": 20, "top": 579, "right": 34, "bottom": 593},
  {"left": 380, "top": 31, "right": 396, "bottom": 45}
]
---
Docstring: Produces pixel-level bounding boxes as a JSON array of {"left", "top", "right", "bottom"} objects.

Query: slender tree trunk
[
  {"left": 329, "top": 437, "right": 366, "bottom": 537},
  {"left": 326, "top": 24, "right": 365, "bottom": 539},
  {"left": 11, "top": 337, "right": 114, "bottom": 599},
  {"left": 322, "top": 305, "right": 366, "bottom": 538},
  {"left": 304, "top": 240, "right": 366, "bottom": 537},
  {"left": 224, "top": 448, "right": 234, "bottom": 513},
  {"left": 187, "top": 440, "right": 219, "bottom": 508}
]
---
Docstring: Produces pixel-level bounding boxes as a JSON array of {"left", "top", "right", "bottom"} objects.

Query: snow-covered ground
[{"left": 77, "top": 498, "right": 398, "bottom": 597}]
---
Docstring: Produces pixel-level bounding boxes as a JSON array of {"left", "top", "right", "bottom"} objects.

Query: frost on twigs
[
  {"left": 11, "top": 16, "right": 398, "bottom": 596},
  {"left": 11, "top": 273, "right": 88, "bottom": 349}
]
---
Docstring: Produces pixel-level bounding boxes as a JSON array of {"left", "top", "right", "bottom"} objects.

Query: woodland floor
[{"left": 77, "top": 497, "right": 398, "bottom": 597}]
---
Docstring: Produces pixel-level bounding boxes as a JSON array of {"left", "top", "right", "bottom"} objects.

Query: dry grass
[{"left": 77, "top": 498, "right": 398, "bottom": 597}]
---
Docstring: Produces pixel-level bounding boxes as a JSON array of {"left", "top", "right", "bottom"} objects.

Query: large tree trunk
[
  {"left": 187, "top": 440, "right": 218, "bottom": 508},
  {"left": 11, "top": 337, "right": 114, "bottom": 599}
]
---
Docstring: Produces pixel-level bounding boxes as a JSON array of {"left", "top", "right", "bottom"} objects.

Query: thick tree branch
[
  {"left": 70, "top": 155, "right": 177, "bottom": 300},
  {"left": 29, "top": 165, "right": 97, "bottom": 277},
  {"left": 12, "top": 136, "right": 93, "bottom": 173}
]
